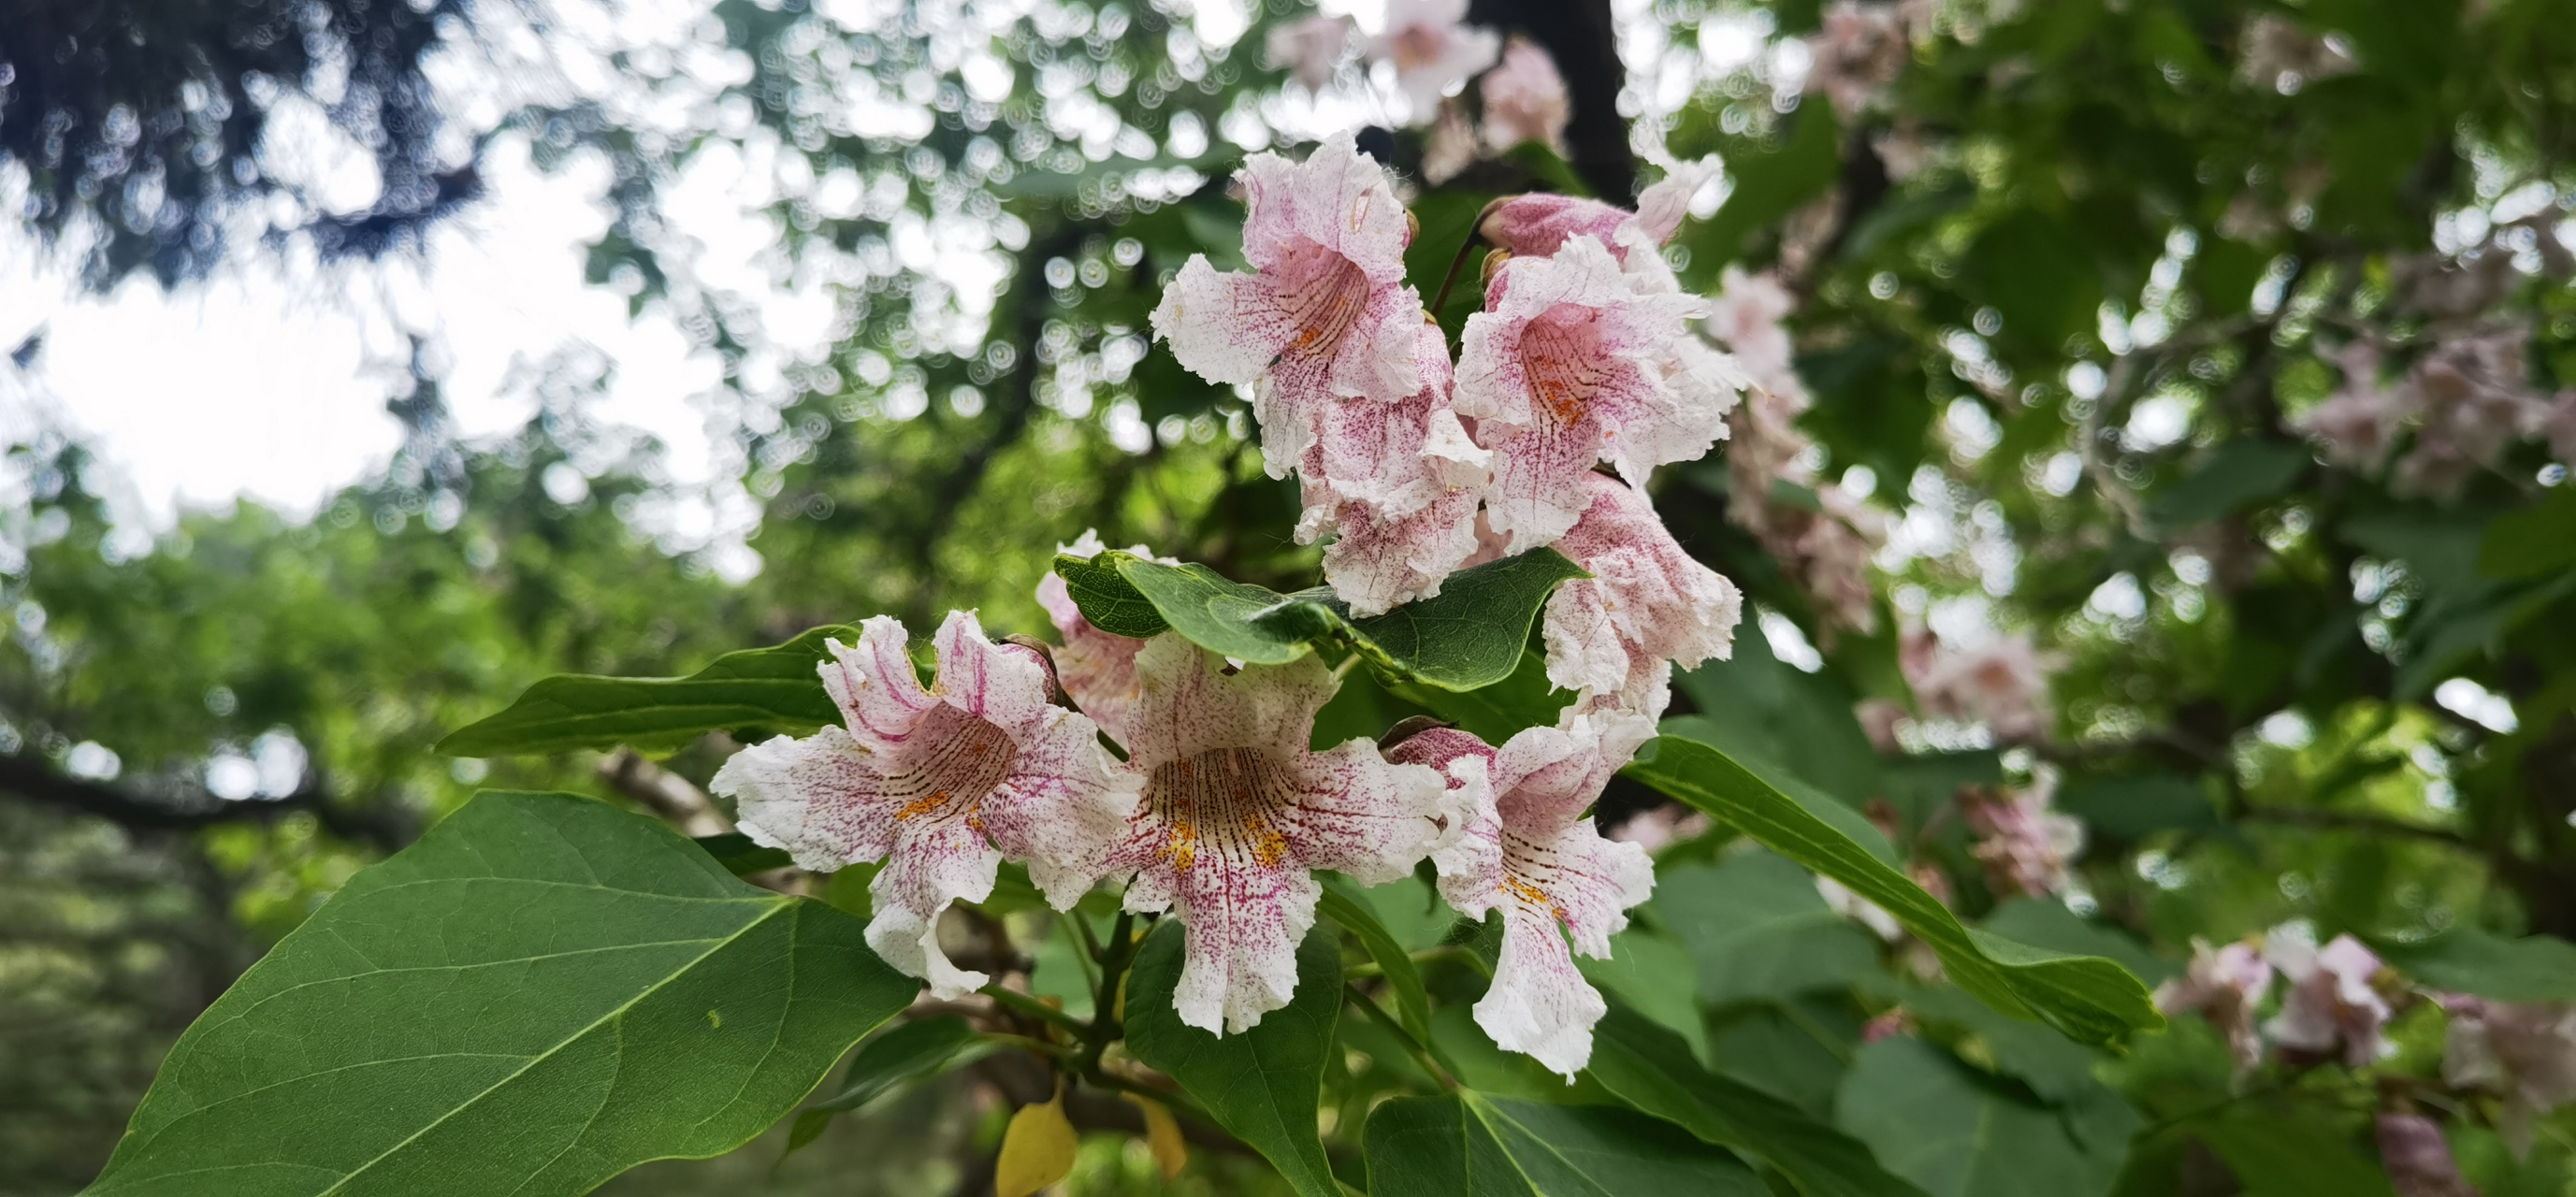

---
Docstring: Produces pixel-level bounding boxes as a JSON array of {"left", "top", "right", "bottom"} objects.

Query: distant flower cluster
[
  {"left": 2158, "top": 925, "right": 2576, "bottom": 1180},
  {"left": 1263, "top": 0, "right": 1571, "bottom": 184}
]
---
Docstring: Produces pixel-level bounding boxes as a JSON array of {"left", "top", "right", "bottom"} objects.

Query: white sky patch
[{"left": 1, "top": 137, "right": 728, "bottom": 529}]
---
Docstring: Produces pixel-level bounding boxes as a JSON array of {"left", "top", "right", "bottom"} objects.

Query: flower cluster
[
  {"left": 1155, "top": 137, "right": 1747, "bottom": 718},
  {"left": 1703, "top": 266, "right": 1886, "bottom": 635},
  {"left": 2294, "top": 318, "right": 2576, "bottom": 499},
  {"left": 1264, "top": 3, "right": 1577, "bottom": 187},
  {"left": 714, "top": 140, "right": 1765, "bottom": 1077},
  {"left": 2151, "top": 923, "right": 2576, "bottom": 1187}
]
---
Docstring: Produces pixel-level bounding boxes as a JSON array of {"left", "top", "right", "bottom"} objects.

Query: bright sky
[
  {"left": 0, "top": 135, "right": 728, "bottom": 530},
  {"left": 0, "top": 0, "right": 1715, "bottom": 544}
]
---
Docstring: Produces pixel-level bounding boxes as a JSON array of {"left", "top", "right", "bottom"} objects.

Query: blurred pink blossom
[
  {"left": 1480, "top": 40, "right": 1570, "bottom": 153},
  {"left": 2375, "top": 1113, "right": 2479, "bottom": 1197},
  {"left": 1960, "top": 776, "right": 2083, "bottom": 899},
  {"left": 2264, "top": 930, "right": 2393, "bottom": 1069},
  {"left": 1901, "top": 626, "right": 2053, "bottom": 743},
  {"left": 2296, "top": 340, "right": 2407, "bottom": 472},
  {"left": 2155, "top": 938, "right": 2275, "bottom": 1072},
  {"left": 2394, "top": 329, "right": 2542, "bottom": 498},
  {"left": 1804, "top": 1, "right": 1912, "bottom": 116},
  {"left": 2236, "top": 15, "right": 2357, "bottom": 93},
  {"left": 1266, "top": 15, "right": 1354, "bottom": 92},
  {"left": 2440, "top": 994, "right": 2576, "bottom": 1157},
  {"left": 1368, "top": 0, "right": 1500, "bottom": 125}
]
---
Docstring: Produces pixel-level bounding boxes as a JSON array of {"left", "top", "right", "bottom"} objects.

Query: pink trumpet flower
[
  {"left": 1296, "top": 319, "right": 1492, "bottom": 615},
  {"left": 1389, "top": 708, "right": 1657, "bottom": 1077},
  {"left": 1477, "top": 158, "right": 1721, "bottom": 281},
  {"left": 1455, "top": 236, "right": 1739, "bottom": 553},
  {"left": 714, "top": 612, "right": 1140, "bottom": 999},
  {"left": 1096, "top": 635, "right": 1452, "bottom": 1033},
  {"left": 1151, "top": 131, "right": 1428, "bottom": 480},
  {"left": 1541, "top": 472, "right": 1743, "bottom": 702}
]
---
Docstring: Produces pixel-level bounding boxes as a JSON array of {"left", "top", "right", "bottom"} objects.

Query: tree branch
[
  {"left": 2234, "top": 805, "right": 2476, "bottom": 850},
  {"left": 0, "top": 755, "right": 416, "bottom": 854}
]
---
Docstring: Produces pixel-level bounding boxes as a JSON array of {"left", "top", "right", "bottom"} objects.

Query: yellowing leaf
[
  {"left": 995, "top": 1087, "right": 1078, "bottom": 1197},
  {"left": 1125, "top": 1093, "right": 1188, "bottom": 1180}
]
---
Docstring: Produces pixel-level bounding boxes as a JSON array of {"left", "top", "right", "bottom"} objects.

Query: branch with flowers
[{"left": 82, "top": 127, "right": 2162, "bottom": 1197}]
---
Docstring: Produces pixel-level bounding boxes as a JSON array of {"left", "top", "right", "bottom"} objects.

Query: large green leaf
[
  {"left": 1320, "top": 874, "right": 1434, "bottom": 1047},
  {"left": 1585, "top": 1004, "right": 1929, "bottom": 1197},
  {"left": 2367, "top": 927, "right": 2576, "bottom": 1002},
  {"left": 787, "top": 1016, "right": 987, "bottom": 1153},
  {"left": 438, "top": 627, "right": 857, "bottom": 757},
  {"left": 1122, "top": 920, "right": 1342, "bottom": 1197},
  {"left": 1654, "top": 850, "right": 1881, "bottom": 1005},
  {"left": 1832, "top": 1038, "right": 2139, "bottom": 1197},
  {"left": 1054, "top": 549, "right": 1585, "bottom": 690},
  {"left": 1388, "top": 648, "right": 1576, "bottom": 743},
  {"left": 1364, "top": 1089, "right": 1768, "bottom": 1196},
  {"left": 85, "top": 791, "right": 917, "bottom": 1197},
  {"left": 2176, "top": 1110, "right": 2396, "bottom": 1197},
  {"left": 1624, "top": 735, "right": 2163, "bottom": 1046}
]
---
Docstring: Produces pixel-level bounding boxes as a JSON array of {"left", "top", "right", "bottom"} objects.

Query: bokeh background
[{"left": 5, "top": 0, "right": 2574, "bottom": 1192}]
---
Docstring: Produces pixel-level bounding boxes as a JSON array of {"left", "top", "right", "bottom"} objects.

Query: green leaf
[
  {"left": 2481, "top": 483, "right": 2576, "bottom": 580},
  {"left": 2177, "top": 1110, "right": 2396, "bottom": 1197},
  {"left": 692, "top": 832, "right": 792, "bottom": 877},
  {"left": 1364, "top": 1089, "right": 1769, "bottom": 1196},
  {"left": 85, "top": 791, "right": 918, "bottom": 1197},
  {"left": 1574, "top": 930, "right": 1706, "bottom": 1060},
  {"left": 1585, "top": 1004, "right": 1930, "bottom": 1197},
  {"left": 437, "top": 627, "right": 858, "bottom": 757},
  {"left": 1832, "top": 1038, "right": 2139, "bottom": 1197},
  {"left": 2147, "top": 439, "right": 2310, "bottom": 532},
  {"left": 1122, "top": 920, "right": 1342, "bottom": 1197},
  {"left": 1624, "top": 735, "right": 2164, "bottom": 1046},
  {"left": 1052, "top": 552, "right": 1171, "bottom": 638},
  {"left": 1320, "top": 874, "right": 1434, "bottom": 1047},
  {"left": 787, "top": 1016, "right": 986, "bottom": 1156},
  {"left": 1387, "top": 648, "right": 1575, "bottom": 743},
  {"left": 813, "top": 1016, "right": 983, "bottom": 1112},
  {"left": 1654, "top": 850, "right": 1880, "bottom": 1005},
  {"left": 1055, "top": 548, "right": 1585, "bottom": 690},
  {"left": 2366, "top": 927, "right": 2576, "bottom": 1002}
]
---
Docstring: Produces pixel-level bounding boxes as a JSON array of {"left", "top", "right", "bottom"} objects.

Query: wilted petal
[
  {"left": 1105, "top": 635, "right": 1448, "bottom": 1032},
  {"left": 716, "top": 612, "right": 1136, "bottom": 1000}
]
